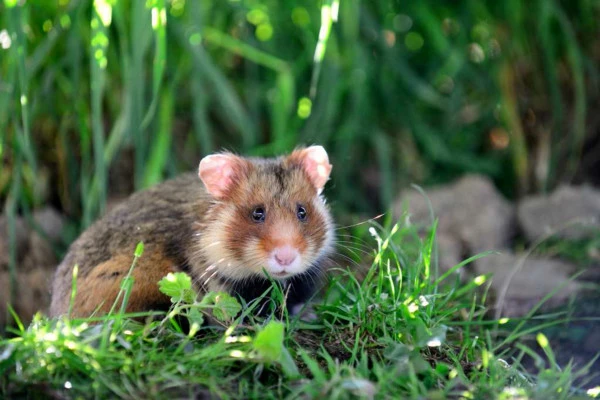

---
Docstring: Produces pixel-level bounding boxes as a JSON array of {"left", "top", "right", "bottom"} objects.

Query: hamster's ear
[
  {"left": 198, "top": 153, "right": 246, "bottom": 198},
  {"left": 288, "top": 146, "right": 332, "bottom": 193}
]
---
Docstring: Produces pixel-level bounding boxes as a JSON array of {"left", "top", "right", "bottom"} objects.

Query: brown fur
[
  {"left": 50, "top": 174, "right": 209, "bottom": 317},
  {"left": 59, "top": 247, "right": 176, "bottom": 316},
  {"left": 50, "top": 150, "right": 334, "bottom": 318}
]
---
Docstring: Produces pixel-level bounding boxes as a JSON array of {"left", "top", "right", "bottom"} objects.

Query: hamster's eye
[
  {"left": 251, "top": 207, "right": 266, "bottom": 223},
  {"left": 296, "top": 205, "right": 307, "bottom": 221}
]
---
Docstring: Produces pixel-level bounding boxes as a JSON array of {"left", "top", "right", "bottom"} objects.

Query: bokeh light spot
[
  {"left": 297, "top": 97, "right": 312, "bottom": 119},
  {"left": 405, "top": 32, "right": 424, "bottom": 51},
  {"left": 256, "top": 23, "right": 273, "bottom": 41},
  {"left": 468, "top": 43, "right": 485, "bottom": 63},
  {"left": 292, "top": 7, "right": 310, "bottom": 27},
  {"left": 189, "top": 32, "right": 202, "bottom": 45},
  {"left": 247, "top": 8, "right": 268, "bottom": 26},
  {"left": 60, "top": 15, "right": 71, "bottom": 29},
  {"left": 393, "top": 14, "right": 412, "bottom": 32},
  {"left": 43, "top": 20, "right": 53, "bottom": 32}
]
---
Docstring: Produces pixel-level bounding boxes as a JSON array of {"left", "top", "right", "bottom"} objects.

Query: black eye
[
  {"left": 296, "top": 205, "right": 307, "bottom": 221},
  {"left": 251, "top": 207, "right": 266, "bottom": 223}
]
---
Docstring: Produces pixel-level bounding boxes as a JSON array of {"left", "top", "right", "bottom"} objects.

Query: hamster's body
[{"left": 49, "top": 147, "right": 334, "bottom": 318}]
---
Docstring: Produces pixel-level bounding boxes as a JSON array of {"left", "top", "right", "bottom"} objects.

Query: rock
[
  {"left": 394, "top": 175, "right": 516, "bottom": 255},
  {"left": 475, "top": 252, "right": 581, "bottom": 318},
  {"left": 584, "top": 325, "right": 600, "bottom": 351},
  {"left": 0, "top": 208, "right": 64, "bottom": 273},
  {"left": 0, "top": 268, "right": 54, "bottom": 327},
  {"left": 434, "top": 235, "right": 465, "bottom": 277},
  {"left": 0, "top": 208, "right": 65, "bottom": 271},
  {"left": 518, "top": 185, "right": 600, "bottom": 241},
  {"left": 0, "top": 207, "right": 64, "bottom": 328},
  {"left": 32, "top": 207, "right": 65, "bottom": 242},
  {"left": 0, "top": 217, "right": 28, "bottom": 268}
]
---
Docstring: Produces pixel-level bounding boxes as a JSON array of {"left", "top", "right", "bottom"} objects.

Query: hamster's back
[{"left": 49, "top": 173, "right": 210, "bottom": 317}]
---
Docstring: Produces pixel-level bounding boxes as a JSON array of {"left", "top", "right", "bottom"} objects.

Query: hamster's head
[{"left": 196, "top": 146, "right": 334, "bottom": 282}]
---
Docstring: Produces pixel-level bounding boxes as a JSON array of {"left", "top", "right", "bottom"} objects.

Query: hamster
[{"left": 49, "top": 146, "right": 334, "bottom": 319}]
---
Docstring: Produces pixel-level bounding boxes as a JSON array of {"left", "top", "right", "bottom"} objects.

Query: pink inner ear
[
  {"left": 198, "top": 154, "right": 238, "bottom": 198},
  {"left": 297, "top": 146, "right": 332, "bottom": 191}
]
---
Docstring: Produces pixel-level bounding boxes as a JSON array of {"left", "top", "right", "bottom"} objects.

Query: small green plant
[{"left": 158, "top": 271, "right": 241, "bottom": 331}]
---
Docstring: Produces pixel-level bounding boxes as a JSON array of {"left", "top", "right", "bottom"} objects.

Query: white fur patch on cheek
[
  {"left": 199, "top": 229, "right": 229, "bottom": 267},
  {"left": 196, "top": 206, "right": 248, "bottom": 280},
  {"left": 200, "top": 232, "right": 264, "bottom": 281},
  {"left": 243, "top": 238, "right": 268, "bottom": 276}
]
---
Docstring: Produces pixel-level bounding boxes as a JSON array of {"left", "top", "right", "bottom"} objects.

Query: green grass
[
  {"left": 534, "top": 234, "right": 600, "bottom": 268},
  {"left": 2, "top": 0, "right": 599, "bottom": 215},
  {"left": 1, "top": 219, "right": 597, "bottom": 399}
]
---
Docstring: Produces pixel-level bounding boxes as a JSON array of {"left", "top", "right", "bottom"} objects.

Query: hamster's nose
[{"left": 273, "top": 246, "right": 298, "bottom": 267}]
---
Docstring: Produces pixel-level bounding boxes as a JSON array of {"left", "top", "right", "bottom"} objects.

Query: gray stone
[
  {"left": 0, "top": 207, "right": 64, "bottom": 328},
  {"left": 0, "top": 217, "right": 28, "bottom": 268},
  {"left": 0, "top": 208, "right": 64, "bottom": 269},
  {"left": 0, "top": 207, "right": 64, "bottom": 273},
  {"left": 518, "top": 185, "right": 600, "bottom": 241},
  {"left": 434, "top": 234, "right": 466, "bottom": 277},
  {"left": 393, "top": 177, "right": 596, "bottom": 320},
  {"left": 0, "top": 268, "right": 54, "bottom": 327},
  {"left": 32, "top": 207, "right": 65, "bottom": 241},
  {"left": 475, "top": 252, "right": 581, "bottom": 318},
  {"left": 394, "top": 175, "right": 516, "bottom": 255}
]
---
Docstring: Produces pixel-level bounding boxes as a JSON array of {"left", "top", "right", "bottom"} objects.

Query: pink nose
[{"left": 273, "top": 246, "right": 298, "bottom": 267}]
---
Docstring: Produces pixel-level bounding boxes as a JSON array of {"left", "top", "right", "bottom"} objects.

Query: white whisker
[
  {"left": 203, "top": 269, "right": 219, "bottom": 285},
  {"left": 334, "top": 214, "right": 384, "bottom": 230}
]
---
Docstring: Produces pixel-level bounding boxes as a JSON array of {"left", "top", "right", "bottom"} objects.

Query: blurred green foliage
[{"left": 1, "top": 0, "right": 598, "bottom": 222}]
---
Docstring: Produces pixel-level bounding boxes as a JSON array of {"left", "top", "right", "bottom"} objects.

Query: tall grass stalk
[
  {"left": 129, "top": 0, "right": 151, "bottom": 189},
  {"left": 499, "top": 61, "right": 529, "bottom": 195},
  {"left": 88, "top": 0, "right": 111, "bottom": 223},
  {"left": 140, "top": 0, "right": 167, "bottom": 132}
]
